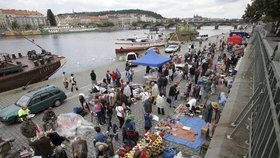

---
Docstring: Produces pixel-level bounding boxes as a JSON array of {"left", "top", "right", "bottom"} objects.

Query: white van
[{"left": 126, "top": 52, "right": 138, "bottom": 67}]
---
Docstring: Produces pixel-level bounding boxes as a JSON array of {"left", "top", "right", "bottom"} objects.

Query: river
[{"left": 0, "top": 26, "right": 233, "bottom": 78}]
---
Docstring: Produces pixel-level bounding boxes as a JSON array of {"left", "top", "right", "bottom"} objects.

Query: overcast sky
[{"left": 0, "top": 0, "right": 250, "bottom": 18}]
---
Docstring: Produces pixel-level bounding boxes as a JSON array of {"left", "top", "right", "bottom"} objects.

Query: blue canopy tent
[{"left": 131, "top": 50, "right": 171, "bottom": 67}]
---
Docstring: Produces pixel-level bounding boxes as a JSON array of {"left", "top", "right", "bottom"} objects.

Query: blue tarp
[
  {"left": 163, "top": 117, "right": 207, "bottom": 151},
  {"left": 131, "top": 50, "right": 171, "bottom": 67}
]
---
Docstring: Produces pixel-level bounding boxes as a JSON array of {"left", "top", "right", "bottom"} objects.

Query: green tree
[
  {"left": 11, "top": 21, "right": 19, "bottom": 30},
  {"left": 242, "top": 0, "right": 280, "bottom": 36},
  {"left": 47, "top": 9, "right": 57, "bottom": 26},
  {"left": 97, "top": 21, "right": 115, "bottom": 27},
  {"left": 25, "top": 24, "right": 32, "bottom": 30}
]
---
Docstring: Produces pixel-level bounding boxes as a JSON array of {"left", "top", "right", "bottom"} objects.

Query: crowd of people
[{"left": 1, "top": 34, "right": 247, "bottom": 158}]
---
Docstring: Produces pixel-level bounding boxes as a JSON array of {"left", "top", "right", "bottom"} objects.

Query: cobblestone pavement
[{"left": 0, "top": 34, "right": 226, "bottom": 158}]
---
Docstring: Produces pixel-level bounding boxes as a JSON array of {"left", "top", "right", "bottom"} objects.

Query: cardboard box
[{"left": 201, "top": 126, "right": 209, "bottom": 139}]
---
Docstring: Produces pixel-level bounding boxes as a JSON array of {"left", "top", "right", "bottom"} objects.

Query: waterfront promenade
[{"left": 0, "top": 34, "right": 224, "bottom": 157}]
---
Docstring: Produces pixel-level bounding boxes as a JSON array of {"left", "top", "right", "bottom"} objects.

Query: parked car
[
  {"left": 126, "top": 52, "right": 138, "bottom": 67},
  {"left": 196, "top": 34, "right": 208, "bottom": 41},
  {"left": 165, "top": 44, "right": 180, "bottom": 53},
  {"left": 0, "top": 85, "right": 67, "bottom": 124}
]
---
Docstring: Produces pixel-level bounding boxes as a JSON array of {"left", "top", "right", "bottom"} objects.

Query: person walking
[
  {"left": 116, "top": 102, "right": 125, "bottom": 128},
  {"left": 105, "top": 103, "right": 113, "bottom": 131},
  {"left": 111, "top": 71, "right": 117, "bottom": 86},
  {"left": 92, "top": 99, "right": 105, "bottom": 125},
  {"left": 168, "top": 83, "right": 178, "bottom": 108},
  {"left": 62, "top": 72, "right": 69, "bottom": 90},
  {"left": 157, "top": 75, "right": 164, "bottom": 96},
  {"left": 143, "top": 97, "right": 153, "bottom": 114},
  {"left": 106, "top": 70, "right": 111, "bottom": 84},
  {"left": 123, "top": 83, "right": 132, "bottom": 101},
  {"left": 70, "top": 74, "right": 78, "bottom": 92},
  {"left": 156, "top": 95, "right": 166, "bottom": 115},
  {"left": 116, "top": 68, "right": 122, "bottom": 87},
  {"left": 151, "top": 82, "right": 159, "bottom": 105},
  {"left": 90, "top": 70, "right": 97, "bottom": 86},
  {"left": 71, "top": 137, "right": 88, "bottom": 158}
]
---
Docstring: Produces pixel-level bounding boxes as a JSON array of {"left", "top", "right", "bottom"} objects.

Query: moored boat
[
  {"left": 115, "top": 31, "right": 166, "bottom": 57},
  {"left": 0, "top": 50, "right": 65, "bottom": 93}
]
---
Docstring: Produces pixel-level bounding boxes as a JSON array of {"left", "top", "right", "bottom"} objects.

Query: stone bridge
[{"left": 188, "top": 20, "right": 243, "bottom": 30}]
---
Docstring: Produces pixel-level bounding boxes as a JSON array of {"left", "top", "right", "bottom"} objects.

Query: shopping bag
[{"left": 163, "top": 147, "right": 177, "bottom": 158}]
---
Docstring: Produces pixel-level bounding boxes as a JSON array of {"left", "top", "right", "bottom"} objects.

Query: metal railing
[
  {"left": 227, "top": 26, "right": 280, "bottom": 158},
  {"left": 249, "top": 29, "right": 280, "bottom": 158}
]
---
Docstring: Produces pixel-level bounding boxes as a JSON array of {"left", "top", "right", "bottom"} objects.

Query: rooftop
[{"left": 0, "top": 9, "right": 43, "bottom": 16}]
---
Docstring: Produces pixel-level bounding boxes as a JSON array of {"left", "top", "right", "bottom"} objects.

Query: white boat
[{"left": 115, "top": 31, "right": 166, "bottom": 56}]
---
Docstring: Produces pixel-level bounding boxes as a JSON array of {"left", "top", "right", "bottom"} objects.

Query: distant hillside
[{"left": 58, "top": 9, "right": 164, "bottom": 19}]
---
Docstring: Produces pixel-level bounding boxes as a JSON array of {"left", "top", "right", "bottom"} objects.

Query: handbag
[
  {"left": 163, "top": 147, "right": 177, "bottom": 158},
  {"left": 166, "top": 98, "right": 171, "bottom": 104}
]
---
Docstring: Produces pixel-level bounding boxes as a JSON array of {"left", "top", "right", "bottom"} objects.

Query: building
[
  {"left": 0, "top": 9, "right": 47, "bottom": 29},
  {"left": 140, "top": 14, "right": 157, "bottom": 23},
  {"left": 56, "top": 13, "right": 159, "bottom": 28},
  {"left": 56, "top": 15, "right": 110, "bottom": 26}
]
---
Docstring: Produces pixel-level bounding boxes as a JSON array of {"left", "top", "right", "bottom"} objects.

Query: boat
[
  {"left": 168, "top": 24, "right": 199, "bottom": 42},
  {"left": 0, "top": 50, "right": 65, "bottom": 93},
  {"left": 3, "top": 30, "right": 42, "bottom": 36},
  {"left": 115, "top": 31, "right": 166, "bottom": 57},
  {"left": 41, "top": 26, "right": 99, "bottom": 35}
]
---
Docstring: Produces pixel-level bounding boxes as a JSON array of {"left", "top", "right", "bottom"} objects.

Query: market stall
[
  {"left": 132, "top": 50, "right": 171, "bottom": 83},
  {"left": 227, "top": 35, "right": 242, "bottom": 45}
]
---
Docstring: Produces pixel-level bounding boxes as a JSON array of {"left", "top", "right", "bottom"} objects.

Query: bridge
[
  {"left": 205, "top": 26, "right": 280, "bottom": 157},
  {"left": 188, "top": 20, "right": 243, "bottom": 30}
]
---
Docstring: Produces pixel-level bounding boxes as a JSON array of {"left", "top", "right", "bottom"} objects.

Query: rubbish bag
[
  {"left": 163, "top": 147, "right": 177, "bottom": 158},
  {"left": 56, "top": 113, "right": 94, "bottom": 138}
]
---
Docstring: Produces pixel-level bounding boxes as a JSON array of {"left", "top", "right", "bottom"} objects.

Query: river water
[{"left": 0, "top": 26, "right": 233, "bottom": 78}]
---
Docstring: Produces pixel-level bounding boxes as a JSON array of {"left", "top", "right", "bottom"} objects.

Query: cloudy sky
[{"left": 0, "top": 0, "right": 250, "bottom": 18}]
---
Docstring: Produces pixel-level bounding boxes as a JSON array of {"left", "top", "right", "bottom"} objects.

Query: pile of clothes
[{"left": 117, "top": 132, "right": 165, "bottom": 158}]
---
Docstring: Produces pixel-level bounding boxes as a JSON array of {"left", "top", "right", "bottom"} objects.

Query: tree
[
  {"left": 97, "top": 21, "right": 115, "bottom": 27},
  {"left": 25, "top": 24, "right": 32, "bottom": 30},
  {"left": 47, "top": 9, "right": 57, "bottom": 26},
  {"left": 11, "top": 21, "right": 19, "bottom": 30},
  {"left": 242, "top": 0, "right": 280, "bottom": 36}
]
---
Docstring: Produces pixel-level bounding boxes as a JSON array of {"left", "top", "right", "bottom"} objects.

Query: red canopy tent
[{"left": 227, "top": 35, "right": 242, "bottom": 45}]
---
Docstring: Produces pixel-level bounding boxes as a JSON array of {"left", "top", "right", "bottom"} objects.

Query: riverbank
[{"left": 0, "top": 32, "right": 232, "bottom": 158}]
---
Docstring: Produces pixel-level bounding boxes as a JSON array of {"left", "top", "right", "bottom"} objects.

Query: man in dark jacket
[
  {"left": 144, "top": 113, "right": 153, "bottom": 132},
  {"left": 168, "top": 84, "right": 178, "bottom": 108},
  {"left": 201, "top": 61, "right": 208, "bottom": 76},
  {"left": 157, "top": 75, "right": 164, "bottom": 96},
  {"left": 47, "top": 132, "right": 65, "bottom": 146},
  {"left": 90, "top": 70, "right": 97, "bottom": 85},
  {"left": 143, "top": 97, "right": 153, "bottom": 114},
  {"left": 20, "top": 118, "right": 37, "bottom": 139},
  {"left": 42, "top": 107, "right": 57, "bottom": 131},
  {"left": 29, "top": 133, "right": 54, "bottom": 158}
]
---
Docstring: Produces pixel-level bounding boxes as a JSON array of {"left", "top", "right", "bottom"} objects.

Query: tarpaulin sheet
[{"left": 163, "top": 117, "right": 206, "bottom": 151}]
